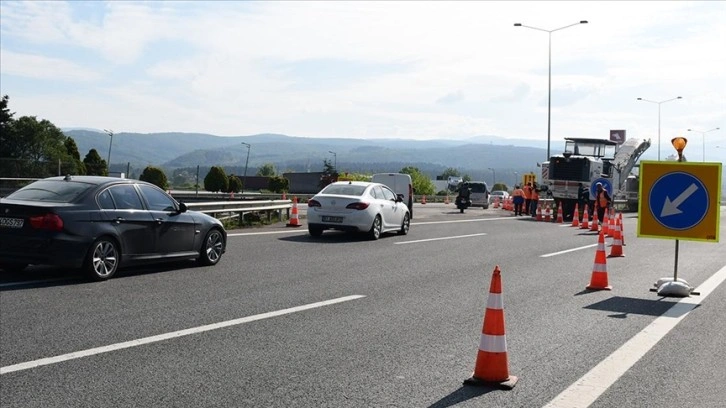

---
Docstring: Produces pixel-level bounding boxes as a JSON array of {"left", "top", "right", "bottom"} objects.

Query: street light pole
[
  {"left": 241, "top": 142, "right": 251, "bottom": 192},
  {"left": 514, "top": 20, "right": 588, "bottom": 161},
  {"left": 328, "top": 150, "right": 337, "bottom": 169},
  {"left": 488, "top": 167, "right": 495, "bottom": 187},
  {"left": 687, "top": 127, "right": 720, "bottom": 162},
  {"left": 513, "top": 172, "right": 518, "bottom": 188},
  {"left": 103, "top": 129, "right": 114, "bottom": 174},
  {"left": 636, "top": 97, "right": 682, "bottom": 161}
]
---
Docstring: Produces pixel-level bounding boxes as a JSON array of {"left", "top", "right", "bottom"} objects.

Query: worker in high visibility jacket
[
  {"left": 530, "top": 183, "right": 540, "bottom": 217},
  {"left": 512, "top": 185, "right": 525, "bottom": 216},
  {"left": 523, "top": 182, "right": 533, "bottom": 217},
  {"left": 594, "top": 182, "right": 611, "bottom": 224}
]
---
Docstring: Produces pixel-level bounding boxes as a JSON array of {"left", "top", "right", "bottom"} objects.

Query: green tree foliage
[
  {"left": 204, "top": 165, "right": 228, "bottom": 192},
  {"left": 0, "top": 95, "right": 13, "bottom": 138},
  {"left": 227, "top": 174, "right": 242, "bottom": 193},
  {"left": 268, "top": 175, "right": 289, "bottom": 193},
  {"left": 462, "top": 174, "right": 472, "bottom": 182},
  {"left": 83, "top": 149, "right": 108, "bottom": 176},
  {"left": 400, "top": 166, "right": 435, "bottom": 196},
  {"left": 63, "top": 137, "right": 86, "bottom": 175},
  {"left": 439, "top": 167, "right": 460, "bottom": 179},
  {"left": 319, "top": 159, "right": 338, "bottom": 189},
  {"left": 139, "top": 165, "right": 169, "bottom": 190},
  {"left": 256, "top": 163, "right": 276, "bottom": 177}
]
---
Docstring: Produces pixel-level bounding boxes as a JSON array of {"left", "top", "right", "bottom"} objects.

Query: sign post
[{"left": 638, "top": 137, "right": 722, "bottom": 296}]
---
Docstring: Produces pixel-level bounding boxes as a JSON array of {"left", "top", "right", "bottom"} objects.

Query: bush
[
  {"left": 227, "top": 175, "right": 242, "bottom": 193},
  {"left": 204, "top": 166, "right": 228, "bottom": 192},
  {"left": 139, "top": 166, "right": 169, "bottom": 190}
]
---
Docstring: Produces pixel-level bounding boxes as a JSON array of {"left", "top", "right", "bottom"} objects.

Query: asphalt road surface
[{"left": 2, "top": 203, "right": 725, "bottom": 407}]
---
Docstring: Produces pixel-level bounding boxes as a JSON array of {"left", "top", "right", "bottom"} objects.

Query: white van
[{"left": 371, "top": 173, "right": 414, "bottom": 218}]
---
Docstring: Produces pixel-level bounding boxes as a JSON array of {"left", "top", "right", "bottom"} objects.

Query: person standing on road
[
  {"left": 523, "top": 182, "right": 533, "bottom": 217},
  {"left": 530, "top": 182, "right": 540, "bottom": 217},
  {"left": 594, "top": 182, "right": 611, "bottom": 226},
  {"left": 512, "top": 185, "right": 525, "bottom": 216}
]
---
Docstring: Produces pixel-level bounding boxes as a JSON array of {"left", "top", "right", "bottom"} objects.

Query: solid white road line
[
  {"left": 543, "top": 264, "right": 726, "bottom": 408},
  {"left": 413, "top": 217, "right": 512, "bottom": 225},
  {"left": 0, "top": 295, "right": 366, "bottom": 375},
  {"left": 227, "top": 230, "right": 308, "bottom": 237},
  {"left": 394, "top": 233, "right": 487, "bottom": 245},
  {"left": 540, "top": 244, "right": 599, "bottom": 258}
]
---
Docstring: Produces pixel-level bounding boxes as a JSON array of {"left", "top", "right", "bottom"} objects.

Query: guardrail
[{"left": 185, "top": 200, "right": 293, "bottom": 226}]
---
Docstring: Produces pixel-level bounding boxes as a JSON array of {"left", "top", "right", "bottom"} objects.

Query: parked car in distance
[
  {"left": 307, "top": 181, "right": 410, "bottom": 239},
  {"left": 467, "top": 181, "right": 490, "bottom": 209},
  {"left": 489, "top": 190, "right": 510, "bottom": 205},
  {"left": 0, "top": 175, "right": 226, "bottom": 280}
]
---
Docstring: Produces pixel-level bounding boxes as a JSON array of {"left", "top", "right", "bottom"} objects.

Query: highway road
[{"left": 1, "top": 203, "right": 725, "bottom": 407}]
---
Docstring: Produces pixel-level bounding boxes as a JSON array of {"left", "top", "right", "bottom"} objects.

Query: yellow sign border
[{"left": 637, "top": 161, "right": 721, "bottom": 242}]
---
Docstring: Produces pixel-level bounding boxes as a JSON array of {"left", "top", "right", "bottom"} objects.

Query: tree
[
  {"left": 400, "top": 166, "right": 435, "bottom": 196},
  {"left": 438, "top": 167, "right": 460, "bottom": 180},
  {"left": 227, "top": 174, "right": 242, "bottom": 193},
  {"left": 268, "top": 175, "right": 289, "bottom": 193},
  {"left": 0, "top": 95, "right": 13, "bottom": 138},
  {"left": 462, "top": 174, "right": 472, "bottom": 182},
  {"left": 319, "top": 159, "right": 338, "bottom": 189},
  {"left": 139, "top": 166, "right": 169, "bottom": 190},
  {"left": 256, "top": 163, "right": 276, "bottom": 177},
  {"left": 64, "top": 137, "right": 86, "bottom": 175},
  {"left": 83, "top": 149, "right": 108, "bottom": 176},
  {"left": 204, "top": 166, "right": 228, "bottom": 192}
]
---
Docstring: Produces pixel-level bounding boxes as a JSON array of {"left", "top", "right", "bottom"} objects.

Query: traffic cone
[
  {"left": 494, "top": 196, "right": 500, "bottom": 208},
  {"left": 422, "top": 195, "right": 427, "bottom": 205},
  {"left": 229, "top": 191, "right": 235, "bottom": 199},
  {"left": 608, "top": 210, "right": 616, "bottom": 238},
  {"left": 282, "top": 191, "right": 287, "bottom": 200},
  {"left": 587, "top": 231, "right": 612, "bottom": 290},
  {"left": 445, "top": 195, "right": 450, "bottom": 205},
  {"left": 602, "top": 208, "right": 611, "bottom": 237},
  {"left": 590, "top": 210, "right": 599, "bottom": 232},
  {"left": 580, "top": 204, "right": 589, "bottom": 230},
  {"left": 544, "top": 204, "right": 551, "bottom": 222},
  {"left": 619, "top": 213, "right": 626, "bottom": 246},
  {"left": 571, "top": 203, "right": 580, "bottom": 227},
  {"left": 463, "top": 266, "right": 518, "bottom": 389},
  {"left": 286, "top": 197, "right": 301, "bottom": 227},
  {"left": 555, "top": 202, "right": 564, "bottom": 223},
  {"left": 608, "top": 216, "right": 624, "bottom": 257},
  {"left": 536, "top": 203, "right": 543, "bottom": 221}
]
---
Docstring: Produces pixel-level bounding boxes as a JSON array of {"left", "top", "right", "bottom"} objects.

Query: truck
[{"left": 541, "top": 137, "right": 651, "bottom": 220}]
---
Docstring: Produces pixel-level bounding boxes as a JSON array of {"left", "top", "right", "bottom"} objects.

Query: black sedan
[{"left": 0, "top": 175, "right": 226, "bottom": 280}]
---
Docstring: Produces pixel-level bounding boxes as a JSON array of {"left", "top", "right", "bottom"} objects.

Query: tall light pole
[
  {"left": 687, "top": 127, "right": 720, "bottom": 162},
  {"left": 103, "top": 129, "right": 114, "bottom": 174},
  {"left": 241, "top": 142, "right": 250, "bottom": 192},
  {"left": 488, "top": 167, "right": 495, "bottom": 187},
  {"left": 514, "top": 20, "right": 588, "bottom": 161},
  {"left": 513, "top": 171, "right": 518, "bottom": 188},
  {"left": 636, "top": 96, "right": 682, "bottom": 161},
  {"left": 328, "top": 150, "right": 337, "bottom": 169}
]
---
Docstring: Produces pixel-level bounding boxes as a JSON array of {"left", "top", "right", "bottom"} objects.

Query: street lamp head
[
  {"left": 514, "top": 23, "right": 522, "bottom": 26},
  {"left": 580, "top": 20, "right": 588, "bottom": 24},
  {"left": 637, "top": 97, "right": 643, "bottom": 100}
]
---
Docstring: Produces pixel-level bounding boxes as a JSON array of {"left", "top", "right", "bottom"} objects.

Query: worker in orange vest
[
  {"left": 594, "top": 182, "right": 612, "bottom": 225},
  {"left": 512, "top": 185, "right": 525, "bottom": 216},
  {"left": 530, "top": 182, "right": 540, "bottom": 217},
  {"left": 523, "top": 182, "right": 533, "bottom": 217}
]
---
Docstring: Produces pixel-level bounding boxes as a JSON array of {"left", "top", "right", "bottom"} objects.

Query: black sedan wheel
[
  {"left": 368, "top": 215, "right": 382, "bottom": 240},
  {"left": 85, "top": 237, "right": 119, "bottom": 281},
  {"left": 308, "top": 226, "right": 323, "bottom": 237},
  {"left": 398, "top": 213, "right": 410, "bottom": 235},
  {"left": 199, "top": 228, "right": 224, "bottom": 266}
]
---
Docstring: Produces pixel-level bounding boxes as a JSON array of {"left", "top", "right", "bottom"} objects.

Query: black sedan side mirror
[
  {"left": 396, "top": 194, "right": 404, "bottom": 202},
  {"left": 178, "top": 202, "right": 188, "bottom": 213}
]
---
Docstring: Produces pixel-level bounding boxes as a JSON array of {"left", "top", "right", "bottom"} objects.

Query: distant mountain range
[{"left": 62, "top": 130, "right": 555, "bottom": 181}]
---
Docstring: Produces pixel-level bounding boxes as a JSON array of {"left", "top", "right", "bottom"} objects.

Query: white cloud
[{"left": 0, "top": 49, "right": 100, "bottom": 81}]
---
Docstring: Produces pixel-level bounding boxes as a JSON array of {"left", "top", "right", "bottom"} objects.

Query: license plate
[
  {"left": 322, "top": 216, "right": 344, "bottom": 223},
  {"left": 0, "top": 217, "right": 24, "bottom": 228}
]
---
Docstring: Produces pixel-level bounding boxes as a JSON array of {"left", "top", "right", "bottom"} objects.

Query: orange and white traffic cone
[
  {"left": 282, "top": 192, "right": 287, "bottom": 200},
  {"left": 608, "top": 216, "right": 624, "bottom": 257},
  {"left": 445, "top": 195, "right": 450, "bottom": 205},
  {"left": 580, "top": 204, "right": 590, "bottom": 230},
  {"left": 494, "top": 196, "right": 500, "bottom": 208},
  {"left": 556, "top": 202, "right": 564, "bottom": 223},
  {"left": 286, "top": 197, "right": 301, "bottom": 227},
  {"left": 422, "top": 195, "right": 427, "bottom": 205},
  {"left": 536, "top": 203, "right": 543, "bottom": 221},
  {"left": 587, "top": 231, "right": 612, "bottom": 290},
  {"left": 590, "top": 210, "right": 599, "bottom": 232},
  {"left": 571, "top": 203, "right": 580, "bottom": 227},
  {"left": 544, "top": 204, "right": 552, "bottom": 222},
  {"left": 608, "top": 210, "right": 616, "bottom": 238},
  {"left": 602, "top": 208, "right": 611, "bottom": 237},
  {"left": 619, "top": 213, "right": 626, "bottom": 246},
  {"left": 464, "top": 265, "right": 518, "bottom": 389}
]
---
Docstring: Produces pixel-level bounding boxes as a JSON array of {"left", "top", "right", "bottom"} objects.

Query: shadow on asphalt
[
  {"left": 0, "top": 260, "right": 207, "bottom": 291},
  {"left": 427, "top": 385, "right": 497, "bottom": 408},
  {"left": 277, "top": 230, "right": 392, "bottom": 244},
  {"left": 583, "top": 296, "right": 697, "bottom": 318}
]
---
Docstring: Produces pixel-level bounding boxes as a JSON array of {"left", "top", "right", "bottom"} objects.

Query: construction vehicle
[{"left": 541, "top": 137, "right": 651, "bottom": 219}]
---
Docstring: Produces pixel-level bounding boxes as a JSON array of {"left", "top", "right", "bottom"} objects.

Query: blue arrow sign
[
  {"left": 590, "top": 178, "right": 613, "bottom": 198},
  {"left": 649, "top": 171, "right": 709, "bottom": 230}
]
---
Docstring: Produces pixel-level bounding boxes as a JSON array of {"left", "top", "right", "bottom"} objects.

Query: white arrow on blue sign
[{"left": 649, "top": 172, "right": 709, "bottom": 230}]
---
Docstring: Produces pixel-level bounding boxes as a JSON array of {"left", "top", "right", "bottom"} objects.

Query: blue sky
[{"left": 1, "top": 1, "right": 725, "bottom": 161}]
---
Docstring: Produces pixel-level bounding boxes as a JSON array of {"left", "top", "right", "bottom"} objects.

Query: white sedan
[{"left": 307, "top": 181, "right": 410, "bottom": 239}]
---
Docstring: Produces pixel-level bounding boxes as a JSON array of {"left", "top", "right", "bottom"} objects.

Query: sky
[{"left": 1, "top": 0, "right": 725, "bottom": 160}]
